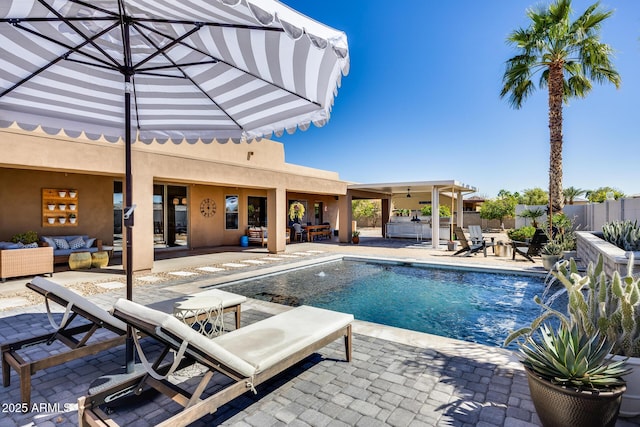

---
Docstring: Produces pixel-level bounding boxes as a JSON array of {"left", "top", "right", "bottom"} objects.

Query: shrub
[
  {"left": 10, "top": 231, "right": 38, "bottom": 244},
  {"left": 420, "top": 205, "right": 451, "bottom": 217},
  {"left": 507, "top": 226, "right": 536, "bottom": 242}
]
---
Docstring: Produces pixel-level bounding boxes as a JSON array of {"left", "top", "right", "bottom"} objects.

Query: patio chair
[
  {"left": 453, "top": 226, "right": 487, "bottom": 257},
  {"left": 78, "top": 299, "right": 353, "bottom": 427},
  {"left": 292, "top": 223, "right": 305, "bottom": 242},
  {"left": 468, "top": 225, "right": 495, "bottom": 253},
  {"left": 1, "top": 277, "right": 127, "bottom": 406},
  {"left": 511, "top": 228, "right": 548, "bottom": 262}
]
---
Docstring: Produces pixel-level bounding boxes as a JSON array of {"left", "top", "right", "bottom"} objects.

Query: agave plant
[
  {"left": 520, "top": 322, "right": 629, "bottom": 390},
  {"left": 602, "top": 220, "right": 640, "bottom": 251}
]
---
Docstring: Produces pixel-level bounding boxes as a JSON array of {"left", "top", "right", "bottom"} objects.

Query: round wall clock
[{"left": 200, "top": 198, "right": 216, "bottom": 217}]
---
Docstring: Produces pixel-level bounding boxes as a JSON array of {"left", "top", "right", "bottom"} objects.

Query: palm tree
[
  {"left": 501, "top": 0, "right": 620, "bottom": 213},
  {"left": 563, "top": 186, "right": 586, "bottom": 204}
]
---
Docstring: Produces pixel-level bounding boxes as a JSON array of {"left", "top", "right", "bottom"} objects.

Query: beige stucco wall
[{"left": 0, "top": 127, "right": 348, "bottom": 271}]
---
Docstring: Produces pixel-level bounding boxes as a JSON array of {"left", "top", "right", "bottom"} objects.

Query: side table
[
  {"left": 173, "top": 296, "right": 224, "bottom": 338},
  {"left": 68, "top": 252, "right": 92, "bottom": 270}
]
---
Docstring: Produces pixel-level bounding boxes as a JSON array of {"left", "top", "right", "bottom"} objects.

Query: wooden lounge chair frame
[
  {"left": 78, "top": 300, "right": 353, "bottom": 427},
  {"left": 1, "top": 277, "right": 127, "bottom": 406},
  {"left": 511, "top": 228, "right": 548, "bottom": 262},
  {"left": 453, "top": 226, "right": 487, "bottom": 257}
]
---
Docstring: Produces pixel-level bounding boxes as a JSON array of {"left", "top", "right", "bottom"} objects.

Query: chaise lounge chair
[
  {"left": 511, "top": 228, "right": 548, "bottom": 262},
  {"left": 1, "top": 277, "right": 128, "bottom": 406},
  {"left": 78, "top": 299, "right": 353, "bottom": 427},
  {"left": 453, "top": 226, "right": 487, "bottom": 257},
  {"left": 2, "top": 278, "right": 246, "bottom": 406}
]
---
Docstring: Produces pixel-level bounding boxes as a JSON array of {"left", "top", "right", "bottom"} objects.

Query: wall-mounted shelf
[{"left": 42, "top": 188, "right": 78, "bottom": 227}]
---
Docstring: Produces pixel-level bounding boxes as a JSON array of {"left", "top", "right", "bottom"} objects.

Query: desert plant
[
  {"left": 507, "top": 226, "right": 536, "bottom": 242},
  {"left": 602, "top": 220, "right": 640, "bottom": 251},
  {"left": 351, "top": 230, "right": 360, "bottom": 238},
  {"left": 518, "top": 208, "right": 545, "bottom": 228},
  {"left": 519, "top": 322, "right": 628, "bottom": 390},
  {"left": 10, "top": 230, "right": 38, "bottom": 244},
  {"left": 553, "top": 255, "right": 640, "bottom": 357},
  {"left": 541, "top": 241, "right": 563, "bottom": 256}
]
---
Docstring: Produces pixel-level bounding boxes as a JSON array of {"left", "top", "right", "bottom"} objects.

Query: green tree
[
  {"left": 563, "top": 186, "right": 585, "bottom": 204},
  {"left": 352, "top": 199, "right": 381, "bottom": 227},
  {"left": 518, "top": 188, "right": 549, "bottom": 205},
  {"left": 585, "top": 186, "right": 625, "bottom": 203},
  {"left": 479, "top": 197, "right": 516, "bottom": 225},
  {"left": 501, "top": 0, "right": 620, "bottom": 213},
  {"left": 420, "top": 205, "right": 451, "bottom": 217}
]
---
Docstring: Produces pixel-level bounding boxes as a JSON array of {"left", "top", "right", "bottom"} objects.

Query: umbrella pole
[{"left": 124, "top": 73, "right": 135, "bottom": 374}]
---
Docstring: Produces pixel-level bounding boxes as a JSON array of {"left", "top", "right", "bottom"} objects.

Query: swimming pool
[{"left": 221, "top": 258, "right": 560, "bottom": 348}]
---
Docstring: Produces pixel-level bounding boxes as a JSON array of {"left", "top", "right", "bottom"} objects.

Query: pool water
[{"left": 221, "top": 260, "right": 561, "bottom": 348}]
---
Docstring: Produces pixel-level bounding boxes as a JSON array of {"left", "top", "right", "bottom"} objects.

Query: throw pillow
[
  {"left": 54, "top": 238, "right": 70, "bottom": 250},
  {"left": 84, "top": 237, "right": 96, "bottom": 248},
  {"left": 24, "top": 242, "right": 39, "bottom": 248},
  {"left": 69, "top": 236, "right": 86, "bottom": 250},
  {"left": 41, "top": 236, "right": 57, "bottom": 249}
]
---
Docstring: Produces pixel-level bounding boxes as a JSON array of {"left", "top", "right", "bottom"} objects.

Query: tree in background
[
  {"left": 501, "top": 0, "right": 620, "bottom": 213},
  {"left": 479, "top": 193, "right": 517, "bottom": 227},
  {"left": 586, "top": 187, "right": 625, "bottom": 203},
  {"left": 420, "top": 205, "right": 451, "bottom": 217},
  {"left": 519, "top": 188, "right": 549, "bottom": 205},
  {"left": 563, "top": 186, "right": 586, "bottom": 204},
  {"left": 352, "top": 199, "right": 381, "bottom": 227}
]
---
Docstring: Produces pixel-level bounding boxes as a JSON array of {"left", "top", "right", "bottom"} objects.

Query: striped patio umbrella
[{"left": 0, "top": 0, "right": 348, "bottom": 372}]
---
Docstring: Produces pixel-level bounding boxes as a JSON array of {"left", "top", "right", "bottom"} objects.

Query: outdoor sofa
[{"left": 39, "top": 235, "right": 102, "bottom": 265}]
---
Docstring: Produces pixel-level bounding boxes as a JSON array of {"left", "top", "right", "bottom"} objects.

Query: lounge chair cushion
[
  {"left": 32, "top": 277, "right": 127, "bottom": 331},
  {"left": 194, "top": 288, "right": 247, "bottom": 307},
  {"left": 213, "top": 305, "right": 354, "bottom": 374},
  {"left": 114, "top": 298, "right": 257, "bottom": 378},
  {"left": 114, "top": 299, "right": 353, "bottom": 378}
]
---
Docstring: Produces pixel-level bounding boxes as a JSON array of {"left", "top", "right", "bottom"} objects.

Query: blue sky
[{"left": 277, "top": 0, "right": 640, "bottom": 199}]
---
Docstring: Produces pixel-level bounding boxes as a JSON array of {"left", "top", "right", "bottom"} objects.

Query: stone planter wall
[{"left": 576, "top": 231, "right": 640, "bottom": 276}]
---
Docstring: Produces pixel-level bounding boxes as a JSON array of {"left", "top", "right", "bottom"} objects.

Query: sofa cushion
[
  {"left": 84, "top": 237, "right": 96, "bottom": 248},
  {"left": 69, "top": 236, "right": 86, "bottom": 250},
  {"left": 0, "top": 241, "right": 22, "bottom": 249},
  {"left": 23, "top": 242, "right": 38, "bottom": 248},
  {"left": 54, "top": 249, "right": 73, "bottom": 256},
  {"left": 54, "top": 238, "right": 70, "bottom": 249}
]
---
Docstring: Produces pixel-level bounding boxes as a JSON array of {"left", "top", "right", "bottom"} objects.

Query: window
[
  {"left": 248, "top": 196, "right": 267, "bottom": 227},
  {"left": 225, "top": 195, "right": 239, "bottom": 229}
]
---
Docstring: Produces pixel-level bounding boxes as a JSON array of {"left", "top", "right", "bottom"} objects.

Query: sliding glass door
[{"left": 154, "top": 184, "right": 188, "bottom": 248}]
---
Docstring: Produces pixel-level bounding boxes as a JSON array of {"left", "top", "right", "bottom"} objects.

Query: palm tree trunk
[{"left": 548, "top": 63, "right": 564, "bottom": 213}]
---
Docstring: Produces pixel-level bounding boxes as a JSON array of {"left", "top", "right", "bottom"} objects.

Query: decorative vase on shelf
[
  {"left": 69, "top": 204, "right": 77, "bottom": 211},
  {"left": 58, "top": 204, "right": 66, "bottom": 211},
  {"left": 58, "top": 217, "right": 66, "bottom": 224},
  {"left": 58, "top": 190, "right": 66, "bottom": 197},
  {"left": 47, "top": 217, "right": 55, "bottom": 224}
]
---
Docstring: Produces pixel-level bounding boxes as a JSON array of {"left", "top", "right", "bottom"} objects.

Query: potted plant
[
  {"left": 47, "top": 217, "right": 55, "bottom": 224},
  {"left": 47, "top": 202, "right": 55, "bottom": 210},
  {"left": 11, "top": 231, "right": 38, "bottom": 245},
  {"left": 69, "top": 203, "right": 77, "bottom": 211},
  {"left": 58, "top": 203, "right": 66, "bottom": 211},
  {"left": 69, "top": 213, "right": 77, "bottom": 224},
  {"left": 549, "top": 255, "right": 640, "bottom": 417},
  {"left": 540, "top": 240, "right": 563, "bottom": 270},
  {"left": 512, "top": 321, "right": 628, "bottom": 427},
  {"left": 58, "top": 190, "right": 66, "bottom": 197},
  {"left": 68, "top": 189, "right": 77, "bottom": 198},
  {"left": 58, "top": 216, "right": 66, "bottom": 224},
  {"left": 351, "top": 230, "right": 360, "bottom": 244}
]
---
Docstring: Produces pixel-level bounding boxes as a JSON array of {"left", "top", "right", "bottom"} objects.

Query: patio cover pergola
[{"left": 348, "top": 180, "right": 478, "bottom": 249}]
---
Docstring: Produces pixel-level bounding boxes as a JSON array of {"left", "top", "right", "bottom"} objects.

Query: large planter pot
[
  {"left": 525, "top": 367, "right": 625, "bottom": 427},
  {"left": 612, "top": 354, "right": 640, "bottom": 417},
  {"left": 541, "top": 254, "right": 561, "bottom": 271}
]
